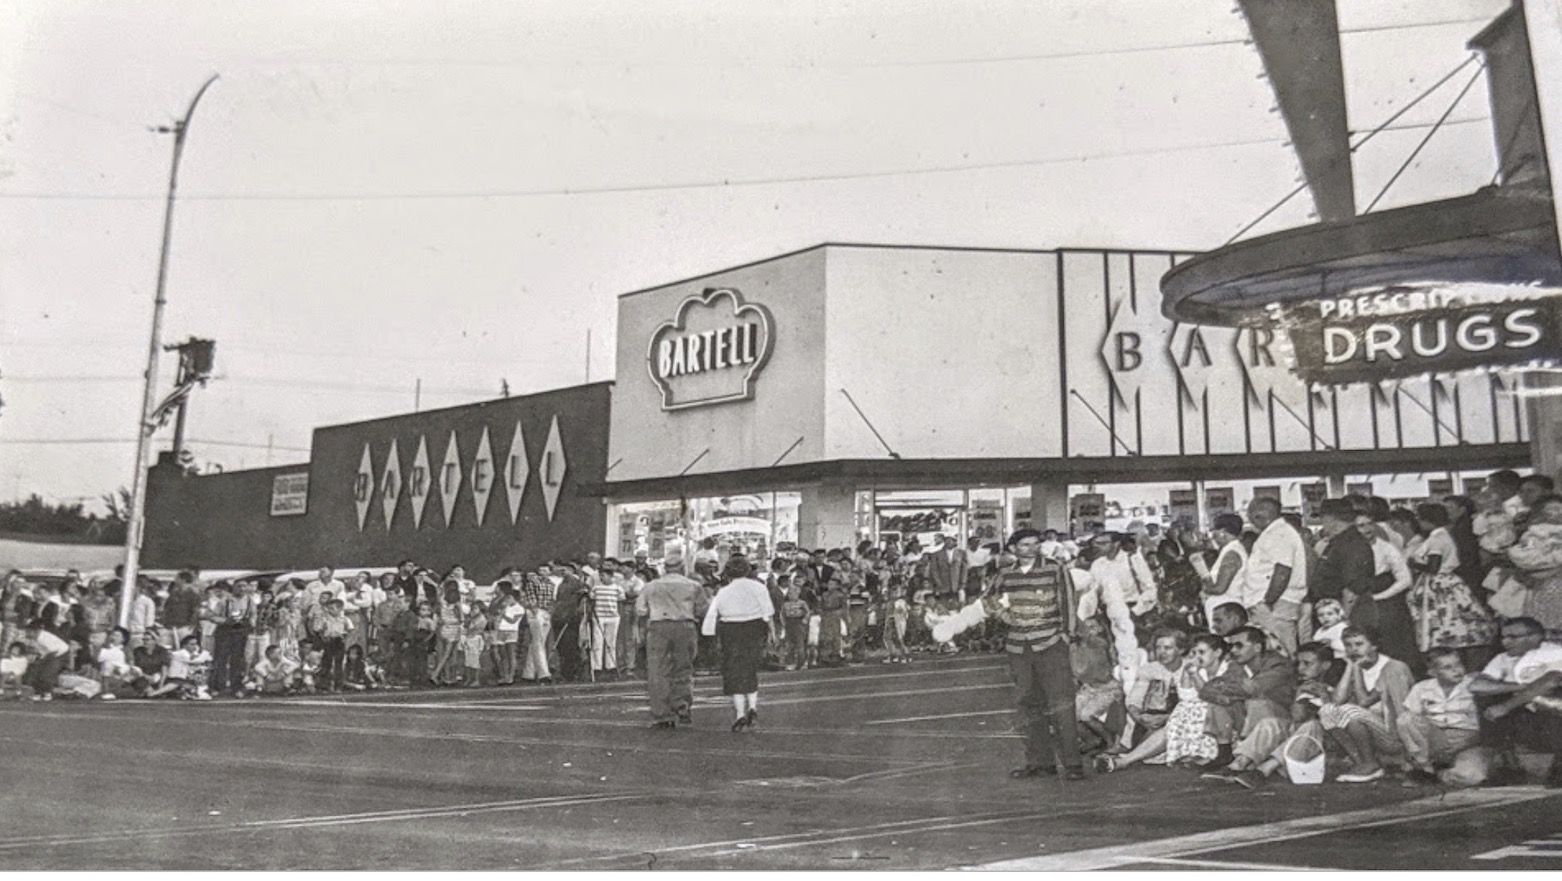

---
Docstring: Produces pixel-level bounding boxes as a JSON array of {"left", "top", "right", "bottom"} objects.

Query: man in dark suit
[
  {"left": 1310, "top": 498, "right": 1375, "bottom": 611},
  {"left": 924, "top": 534, "right": 969, "bottom": 603}
]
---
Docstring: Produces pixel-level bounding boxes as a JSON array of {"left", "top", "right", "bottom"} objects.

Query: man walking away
[{"left": 637, "top": 547, "right": 710, "bottom": 729}]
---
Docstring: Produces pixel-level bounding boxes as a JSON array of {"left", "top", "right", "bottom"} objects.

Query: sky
[{"left": 0, "top": 0, "right": 1513, "bottom": 511}]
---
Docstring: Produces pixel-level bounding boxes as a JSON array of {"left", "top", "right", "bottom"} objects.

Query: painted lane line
[
  {"left": 970, "top": 786, "right": 1562, "bottom": 870},
  {"left": 0, "top": 792, "right": 646, "bottom": 851},
  {"left": 280, "top": 700, "right": 550, "bottom": 711},
  {"left": 755, "top": 682, "right": 1008, "bottom": 707},
  {"left": 865, "top": 709, "right": 1013, "bottom": 725},
  {"left": 544, "top": 786, "right": 1208, "bottom": 868},
  {"left": 1121, "top": 856, "right": 1327, "bottom": 871}
]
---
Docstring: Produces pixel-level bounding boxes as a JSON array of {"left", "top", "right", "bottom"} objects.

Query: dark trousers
[
  {"left": 321, "top": 637, "right": 347, "bottom": 691},
  {"left": 1478, "top": 693, "right": 1562, "bottom": 758},
  {"left": 1008, "top": 639, "right": 1081, "bottom": 771},
  {"left": 847, "top": 607, "right": 869, "bottom": 660},
  {"left": 556, "top": 621, "right": 583, "bottom": 681},
  {"left": 25, "top": 653, "right": 65, "bottom": 696},
  {"left": 783, "top": 617, "right": 808, "bottom": 667},
  {"left": 403, "top": 639, "right": 430, "bottom": 687},
  {"left": 645, "top": 621, "right": 696, "bottom": 722},
  {"left": 211, "top": 625, "right": 249, "bottom": 694}
]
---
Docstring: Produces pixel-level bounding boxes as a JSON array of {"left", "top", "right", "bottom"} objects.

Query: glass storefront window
[{"left": 612, "top": 492, "right": 800, "bottom": 562}]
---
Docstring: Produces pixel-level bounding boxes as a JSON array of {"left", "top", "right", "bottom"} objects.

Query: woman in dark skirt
[{"left": 701, "top": 556, "right": 776, "bottom": 731}]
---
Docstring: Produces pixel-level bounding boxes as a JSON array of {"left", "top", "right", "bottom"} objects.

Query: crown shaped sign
[{"left": 646, "top": 287, "right": 775, "bottom": 411}]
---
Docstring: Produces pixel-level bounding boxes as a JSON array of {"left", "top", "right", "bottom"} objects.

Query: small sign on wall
[{"left": 270, "top": 473, "right": 309, "bottom": 517}]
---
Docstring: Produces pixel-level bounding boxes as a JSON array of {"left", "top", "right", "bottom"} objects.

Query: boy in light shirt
[{"left": 1398, "top": 648, "right": 1488, "bottom": 787}]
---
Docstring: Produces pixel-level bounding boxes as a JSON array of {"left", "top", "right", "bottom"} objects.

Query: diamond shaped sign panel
[
  {"left": 471, "top": 426, "right": 494, "bottom": 528},
  {"left": 380, "top": 439, "right": 401, "bottom": 531},
  {"left": 538, "top": 415, "right": 567, "bottom": 522},
  {"left": 504, "top": 419, "right": 528, "bottom": 525},
  {"left": 409, "top": 435, "right": 431, "bottom": 529},
  {"left": 354, "top": 443, "right": 373, "bottom": 532},
  {"left": 439, "top": 430, "right": 462, "bottom": 528}
]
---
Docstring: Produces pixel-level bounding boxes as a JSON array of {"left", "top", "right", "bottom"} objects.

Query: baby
[{"left": 1313, "top": 599, "right": 1346, "bottom": 655}]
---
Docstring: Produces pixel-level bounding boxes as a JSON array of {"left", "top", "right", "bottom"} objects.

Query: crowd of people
[{"left": 3, "top": 468, "right": 1560, "bottom": 788}]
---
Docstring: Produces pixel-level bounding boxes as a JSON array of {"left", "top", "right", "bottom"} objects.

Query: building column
[
  {"left": 797, "top": 482, "right": 858, "bottom": 549},
  {"left": 1028, "top": 482, "right": 1070, "bottom": 534}
]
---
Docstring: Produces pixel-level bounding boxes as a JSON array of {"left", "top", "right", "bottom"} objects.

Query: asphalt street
[{"left": 1, "top": 652, "right": 1558, "bottom": 870}]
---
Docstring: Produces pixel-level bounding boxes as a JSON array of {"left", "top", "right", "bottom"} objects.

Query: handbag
[{"left": 1281, "top": 732, "right": 1326, "bottom": 785}]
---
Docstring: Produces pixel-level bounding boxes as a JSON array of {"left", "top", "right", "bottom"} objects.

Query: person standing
[
  {"left": 638, "top": 547, "right": 709, "bottom": 729},
  {"left": 589, "top": 567, "right": 625, "bottom": 679},
  {"left": 702, "top": 556, "right": 775, "bottom": 732},
  {"left": 924, "top": 534, "right": 969, "bottom": 604},
  {"left": 1242, "top": 497, "right": 1308, "bottom": 657},
  {"left": 979, "top": 528, "right": 1085, "bottom": 780},
  {"left": 519, "top": 565, "right": 557, "bottom": 684}
]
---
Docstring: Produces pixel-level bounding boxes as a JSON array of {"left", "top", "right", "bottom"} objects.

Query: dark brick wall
[{"left": 144, "top": 382, "right": 611, "bottom": 582}]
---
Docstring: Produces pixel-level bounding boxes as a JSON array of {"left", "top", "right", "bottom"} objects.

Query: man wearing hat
[
  {"left": 986, "top": 527, "right": 1086, "bottom": 780},
  {"left": 636, "top": 546, "right": 710, "bottom": 729}
]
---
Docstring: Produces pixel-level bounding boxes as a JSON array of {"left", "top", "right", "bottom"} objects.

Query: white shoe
[{"left": 1337, "top": 768, "right": 1384, "bottom": 783}]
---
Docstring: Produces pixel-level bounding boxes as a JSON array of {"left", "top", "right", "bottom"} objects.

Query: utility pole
[
  {"left": 585, "top": 329, "right": 592, "bottom": 383},
  {"left": 119, "top": 74, "right": 219, "bottom": 630}
]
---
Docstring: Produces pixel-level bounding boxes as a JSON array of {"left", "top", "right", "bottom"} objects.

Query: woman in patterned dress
[
  {"left": 1095, "top": 632, "right": 1228, "bottom": 772},
  {"left": 1406, "top": 503, "right": 1496, "bottom": 670}
]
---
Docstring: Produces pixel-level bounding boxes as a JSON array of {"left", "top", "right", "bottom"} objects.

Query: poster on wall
[
  {"left": 1300, "top": 482, "right": 1328, "bottom": 523},
  {"left": 1167, "top": 489, "right": 1198, "bottom": 525},
  {"left": 1427, "top": 477, "right": 1454, "bottom": 499},
  {"left": 1204, "top": 486, "right": 1235, "bottom": 516},
  {"left": 1253, "top": 485, "right": 1282, "bottom": 504},
  {"left": 1348, "top": 482, "right": 1373, "bottom": 497},
  {"left": 270, "top": 473, "right": 309, "bottom": 517},
  {"left": 1071, "top": 493, "right": 1106, "bottom": 533},
  {"left": 968, "top": 500, "right": 1003, "bottom": 544}
]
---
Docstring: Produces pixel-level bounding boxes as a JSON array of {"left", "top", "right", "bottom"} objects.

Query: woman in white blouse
[{"left": 702, "top": 556, "right": 775, "bottom": 731}]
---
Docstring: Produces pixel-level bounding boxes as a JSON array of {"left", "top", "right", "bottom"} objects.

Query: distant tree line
[{"left": 0, "top": 490, "right": 129, "bottom": 543}]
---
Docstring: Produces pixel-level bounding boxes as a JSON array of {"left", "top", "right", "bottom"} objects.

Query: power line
[
  {"left": 0, "top": 437, "right": 312, "bottom": 452},
  {"left": 117, "top": 16, "right": 1488, "bottom": 73},
  {"left": 1364, "top": 62, "right": 1487, "bottom": 213},
  {"left": 2, "top": 374, "right": 498, "bottom": 395},
  {"left": 0, "top": 134, "right": 1294, "bottom": 202}
]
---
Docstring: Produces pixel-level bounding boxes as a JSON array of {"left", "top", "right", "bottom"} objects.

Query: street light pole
[{"left": 119, "top": 74, "right": 219, "bottom": 629}]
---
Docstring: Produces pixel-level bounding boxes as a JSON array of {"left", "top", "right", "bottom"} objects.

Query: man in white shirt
[
  {"left": 24, "top": 622, "right": 71, "bottom": 700},
  {"left": 1469, "top": 616, "right": 1562, "bottom": 786},
  {"left": 303, "top": 568, "right": 344, "bottom": 619},
  {"left": 1085, "top": 533, "right": 1144, "bottom": 685},
  {"left": 1242, "top": 497, "right": 1308, "bottom": 657}
]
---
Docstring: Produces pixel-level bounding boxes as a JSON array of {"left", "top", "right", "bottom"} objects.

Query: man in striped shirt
[
  {"left": 984, "top": 527, "right": 1085, "bottom": 781},
  {"left": 589, "top": 561, "right": 626, "bottom": 679}
]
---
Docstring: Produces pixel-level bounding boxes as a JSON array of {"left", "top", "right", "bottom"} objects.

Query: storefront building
[
  {"left": 142, "top": 383, "right": 611, "bottom": 581},
  {"left": 594, "top": 243, "right": 1529, "bottom": 558}
]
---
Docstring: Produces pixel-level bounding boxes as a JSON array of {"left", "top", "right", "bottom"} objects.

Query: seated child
[
  {"left": 343, "top": 643, "right": 386, "bottom": 690},
  {"left": 161, "top": 635, "right": 213, "bottom": 700},
  {"left": 133, "top": 629, "right": 170, "bottom": 691},
  {"left": 1, "top": 642, "right": 29, "bottom": 699},
  {"left": 1072, "top": 617, "right": 1126, "bottom": 755},
  {"left": 299, "top": 646, "right": 324, "bottom": 694},
  {"left": 97, "top": 627, "right": 148, "bottom": 698},
  {"left": 1312, "top": 599, "right": 1347, "bottom": 655},
  {"left": 247, "top": 645, "right": 301, "bottom": 695},
  {"left": 1398, "top": 648, "right": 1488, "bottom": 787}
]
